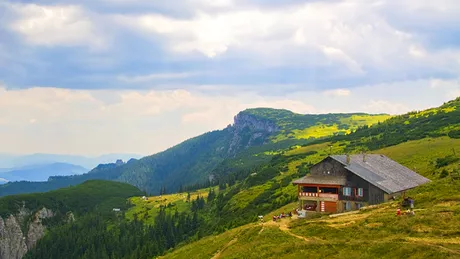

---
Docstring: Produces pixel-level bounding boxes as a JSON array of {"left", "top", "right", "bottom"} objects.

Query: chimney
[{"left": 346, "top": 154, "right": 350, "bottom": 164}]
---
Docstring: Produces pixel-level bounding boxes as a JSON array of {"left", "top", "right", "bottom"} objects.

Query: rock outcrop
[
  {"left": 26, "top": 208, "right": 54, "bottom": 250},
  {"left": 0, "top": 207, "right": 54, "bottom": 259},
  {"left": 227, "top": 112, "right": 280, "bottom": 155},
  {"left": 0, "top": 216, "right": 27, "bottom": 259}
]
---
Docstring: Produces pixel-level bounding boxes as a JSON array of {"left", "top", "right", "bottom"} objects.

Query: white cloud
[
  {"left": 321, "top": 46, "right": 364, "bottom": 74},
  {"left": 363, "top": 100, "right": 410, "bottom": 115},
  {"left": 111, "top": 0, "right": 460, "bottom": 76},
  {"left": 0, "top": 77, "right": 459, "bottom": 155},
  {"left": 429, "top": 78, "right": 460, "bottom": 99},
  {"left": 7, "top": 3, "right": 105, "bottom": 49},
  {"left": 117, "top": 72, "right": 198, "bottom": 83},
  {"left": 430, "top": 78, "right": 457, "bottom": 89},
  {"left": 409, "top": 45, "right": 426, "bottom": 58},
  {"left": 323, "top": 89, "right": 351, "bottom": 97}
]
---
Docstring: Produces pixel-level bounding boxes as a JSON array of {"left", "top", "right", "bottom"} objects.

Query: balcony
[
  {"left": 339, "top": 194, "right": 365, "bottom": 201},
  {"left": 319, "top": 193, "right": 339, "bottom": 200},
  {"left": 299, "top": 192, "right": 338, "bottom": 200}
]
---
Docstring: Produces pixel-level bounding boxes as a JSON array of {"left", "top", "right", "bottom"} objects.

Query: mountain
[
  {"left": 0, "top": 111, "right": 389, "bottom": 197},
  {"left": 0, "top": 153, "right": 143, "bottom": 169},
  {"left": 0, "top": 163, "right": 88, "bottom": 183},
  {"left": 5, "top": 97, "right": 460, "bottom": 259},
  {"left": 241, "top": 108, "right": 391, "bottom": 142},
  {"left": 131, "top": 97, "right": 460, "bottom": 258}
]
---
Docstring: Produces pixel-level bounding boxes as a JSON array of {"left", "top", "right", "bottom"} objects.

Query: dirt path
[
  {"left": 262, "top": 219, "right": 312, "bottom": 242},
  {"left": 404, "top": 237, "right": 460, "bottom": 255},
  {"left": 211, "top": 237, "right": 238, "bottom": 259},
  {"left": 278, "top": 223, "right": 311, "bottom": 242}
]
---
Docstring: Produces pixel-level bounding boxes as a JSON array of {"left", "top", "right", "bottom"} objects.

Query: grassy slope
[
  {"left": 162, "top": 178, "right": 460, "bottom": 259},
  {"left": 125, "top": 188, "right": 214, "bottom": 225},
  {"left": 160, "top": 99, "right": 460, "bottom": 258},
  {"left": 160, "top": 136, "right": 460, "bottom": 258},
  {"left": 286, "top": 114, "right": 391, "bottom": 140},
  {"left": 332, "top": 97, "right": 460, "bottom": 152},
  {"left": 179, "top": 136, "right": 457, "bottom": 231},
  {"left": 376, "top": 137, "right": 460, "bottom": 178},
  {"left": 266, "top": 112, "right": 392, "bottom": 142}
]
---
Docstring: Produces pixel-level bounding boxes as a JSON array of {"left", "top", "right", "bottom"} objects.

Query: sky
[{"left": 0, "top": 0, "right": 460, "bottom": 156}]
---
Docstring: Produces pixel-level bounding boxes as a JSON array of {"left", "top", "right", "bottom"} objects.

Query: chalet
[{"left": 292, "top": 154, "right": 430, "bottom": 213}]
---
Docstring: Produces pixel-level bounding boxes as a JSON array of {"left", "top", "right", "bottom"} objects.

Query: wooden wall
[
  {"left": 368, "top": 183, "right": 385, "bottom": 205},
  {"left": 310, "top": 157, "right": 348, "bottom": 177}
]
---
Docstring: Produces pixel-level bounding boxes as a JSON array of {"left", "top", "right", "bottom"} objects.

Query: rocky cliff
[
  {"left": 227, "top": 111, "right": 280, "bottom": 155},
  {"left": 0, "top": 207, "right": 54, "bottom": 259}
]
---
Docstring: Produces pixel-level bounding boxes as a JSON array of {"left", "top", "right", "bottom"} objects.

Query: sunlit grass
[
  {"left": 272, "top": 114, "right": 392, "bottom": 142},
  {"left": 125, "top": 188, "right": 213, "bottom": 225},
  {"left": 375, "top": 137, "right": 460, "bottom": 178},
  {"left": 163, "top": 179, "right": 460, "bottom": 259}
]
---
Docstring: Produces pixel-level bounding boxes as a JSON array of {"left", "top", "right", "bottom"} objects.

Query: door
[{"left": 324, "top": 201, "right": 337, "bottom": 213}]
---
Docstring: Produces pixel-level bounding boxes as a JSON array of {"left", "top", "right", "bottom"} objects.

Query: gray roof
[
  {"left": 330, "top": 154, "right": 430, "bottom": 194},
  {"left": 292, "top": 175, "right": 346, "bottom": 186}
]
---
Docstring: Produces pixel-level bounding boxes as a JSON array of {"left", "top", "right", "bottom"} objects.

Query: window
[
  {"left": 357, "top": 188, "right": 364, "bottom": 197},
  {"left": 345, "top": 201, "right": 351, "bottom": 210},
  {"left": 343, "top": 187, "right": 352, "bottom": 196}
]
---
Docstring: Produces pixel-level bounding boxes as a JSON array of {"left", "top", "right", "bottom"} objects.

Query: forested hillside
[
  {"left": 0, "top": 180, "right": 143, "bottom": 259},
  {"left": 0, "top": 180, "right": 143, "bottom": 218},
  {"left": 0, "top": 110, "right": 388, "bottom": 196},
  {"left": 331, "top": 97, "right": 460, "bottom": 151}
]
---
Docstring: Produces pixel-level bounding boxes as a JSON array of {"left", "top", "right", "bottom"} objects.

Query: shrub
[
  {"left": 435, "top": 155, "right": 460, "bottom": 169},
  {"left": 439, "top": 169, "right": 449, "bottom": 179},
  {"left": 448, "top": 130, "right": 460, "bottom": 139}
]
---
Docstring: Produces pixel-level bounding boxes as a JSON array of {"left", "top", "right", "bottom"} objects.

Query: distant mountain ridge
[
  {"left": 0, "top": 153, "right": 143, "bottom": 169},
  {"left": 0, "top": 109, "right": 390, "bottom": 196},
  {"left": 0, "top": 163, "right": 88, "bottom": 183}
]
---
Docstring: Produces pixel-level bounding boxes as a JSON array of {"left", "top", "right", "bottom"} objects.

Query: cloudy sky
[{"left": 0, "top": 0, "right": 459, "bottom": 156}]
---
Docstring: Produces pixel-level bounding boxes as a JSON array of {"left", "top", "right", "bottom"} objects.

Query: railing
[{"left": 299, "top": 192, "right": 318, "bottom": 197}]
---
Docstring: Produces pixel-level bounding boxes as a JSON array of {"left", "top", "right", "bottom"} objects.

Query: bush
[
  {"left": 435, "top": 155, "right": 460, "bottom": 169},
  {"left": 448, "top": 130, "right": 460, "bottom": 139},
  {"left": 439, "top": 169, "right": 449, "bottom": 179}
]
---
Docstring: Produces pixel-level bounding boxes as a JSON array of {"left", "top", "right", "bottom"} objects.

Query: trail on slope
[
  {"left": 271, "top": 219, "right": 460, "bottom": 255},
  {"left": 262, "top": 218, "right": 312, "bottom": 242},
  {"left": 278, "top": 223, "right": 311, "bottom": 242},
  {"left": 211, "top": 237, "right": 238, "bottom": 259},
  {"left": 404, "top": 237, "right": 460, "bottom": 255}
]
